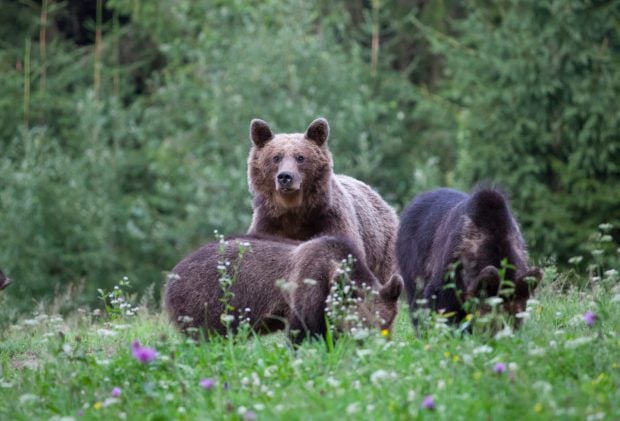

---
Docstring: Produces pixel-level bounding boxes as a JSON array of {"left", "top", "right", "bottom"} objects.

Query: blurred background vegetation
[{"left": 0, "top": 0, "right": 618, "bottom": 310}]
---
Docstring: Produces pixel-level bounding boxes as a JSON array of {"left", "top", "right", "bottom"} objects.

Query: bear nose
[{"left": 277, "top": 172, "right": 294, "bottom": 187}]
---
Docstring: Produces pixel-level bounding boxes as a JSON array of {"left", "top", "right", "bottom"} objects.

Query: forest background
[{"left": 0, "top": 0, "right": 618, "bottom": 311}]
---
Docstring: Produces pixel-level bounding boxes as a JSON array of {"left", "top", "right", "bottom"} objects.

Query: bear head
[
  {"left": 342, "top": 273, "right": 403, "bottom": 335},
  {"left": 457, "top": 189, "right": 542, "bottom": 322},
  {"left": 248, "top": 118, "right": 333, "bottom": 212}
]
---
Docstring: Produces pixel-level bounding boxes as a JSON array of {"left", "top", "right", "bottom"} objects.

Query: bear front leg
[{"left": 287, "top": 280, "right": 330, "bottom": 344}]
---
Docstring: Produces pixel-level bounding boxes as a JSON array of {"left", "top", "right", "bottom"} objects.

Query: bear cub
[
  {"left": 396, "top": 188, "right": 542, "bottom": 325},
  {"left": 165, "top": 235, "right": 403, "bottom": 343},
  {"left": 247, "top": 117, "right": 399, "bottom": 284}
]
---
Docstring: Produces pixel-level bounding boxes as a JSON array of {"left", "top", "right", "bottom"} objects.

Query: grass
[{"left": 0, "top": 270, "right": 619, "bottom": 420}]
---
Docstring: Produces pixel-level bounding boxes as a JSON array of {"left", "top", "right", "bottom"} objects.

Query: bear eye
[
  {"left": 296, "top": 155, "right": 305, "bottom": 163},
  {"left": 272, "top": 155, "right": 281, "bottom": 163}
]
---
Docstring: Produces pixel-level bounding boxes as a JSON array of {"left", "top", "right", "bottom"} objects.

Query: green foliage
[
  {"left": 0, "top": 0, "right": 618, "bottom": 308},
  {"left": 428, "top": 0, "right": 620, "bottom": 261}
]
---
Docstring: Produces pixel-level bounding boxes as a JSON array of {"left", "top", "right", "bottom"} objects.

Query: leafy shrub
[{"left": 429, "top": 0, "right": 620, "bottom": 261}]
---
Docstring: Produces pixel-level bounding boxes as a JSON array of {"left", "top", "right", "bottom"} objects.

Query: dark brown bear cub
[
  {"left": 0, "top": 270, "right": 11, "bottom": 290},
  {"left": 247, "top": 118, "right": 399, "bottom": 285},
  {"left": 165, "top": 235, "right": 403, "bottom": 343},
  {"left": 396, "top": 188, "right": 542, "bottom": 325}
]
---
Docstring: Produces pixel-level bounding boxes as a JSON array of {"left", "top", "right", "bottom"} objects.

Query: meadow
[
  {"left": 1, "top": 249, "right": 618, "bottom": 420},
  {"left": 1, "top": 1, "right": 619, "bottom": 420}
]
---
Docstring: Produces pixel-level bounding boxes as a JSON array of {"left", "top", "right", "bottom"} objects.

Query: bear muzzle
[{"left": 276, "top": 171, "right": 301, "bottom": 193}]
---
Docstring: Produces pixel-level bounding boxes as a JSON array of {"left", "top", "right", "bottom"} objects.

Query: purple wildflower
[
  {"left": 583, "top": 311, "right": 597, "bottom": 327},
  {"left": 243, "top": 411, "right": 257, "bottom": 421},
  {"left": 224, "top": 382, "right": 230, "bottom": 390},
  {"left": 131, "top": 340, "right": 157, "bottom": 364},
  {"left": 494, "top": 362, "right": 507, "bottom": 374},
  {"left": 200, "top": 378, "right": 215, "bottom": 390},
  {"left": 111, "top": 387, "right": 122, "bottom": 397},
  {"left": 421, "top": 395, "right": 435, "bottom": 410}
]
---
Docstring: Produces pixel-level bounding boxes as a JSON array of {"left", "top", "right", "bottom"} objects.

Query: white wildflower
[
  {"left": 220, "top": 314, "right": 235, "bottom": 324},
  {"left": 528, "top": 347, "right": 546, "bottom": 357},
  {"left": 353, "top": 329, "right": 370, "bottom": 340},
  {"left": 565, "top": 336, "right": 595, "bottom": 349},
  {"left": 97, "top": 329, "right": 118, "bottom": 337},
  {"left": 533, "top": 381, "right": 552, "bottom": 394},
  {"left": 486, "top": 296, "right": 504, "bottom": 306},
  {"left": 370, "top": 370, "right": 390, "bottom": 385},
  {"left": 103, "top": 398, "right": 119, "bottom": 408},
  {"left": 494, "top": 326, "right": 514, "bottom": 340},
  {"left": 19, "top": 394, "right": 39, "bottom": 404},
  {"left": 515, "top": 311, "right": 530, "bottom": 319},
  {"left": 346, "top": 403, "right": 360, "bottom": 415},
  {"left": 407, "top": 390, "right": 417, "bottom": 402},
  {"left": 326, "top": 377, "right": 340, "bottom": 388},
  {"left": 473, "top": 345, "right": 493, "bottom": 355}
]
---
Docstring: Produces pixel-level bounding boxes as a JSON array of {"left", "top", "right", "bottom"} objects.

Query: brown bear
[
  {"left": 396, "top": 188, "right": 542, "bottom": 326},
  {"left": 165, "top": 234, "right": 403, "bottom": 343},
  {"left": 0, "top": 270, "right": 11, "bottom": 290},
  {"left": 247, "top": 117, "right": 399, "bottom": 284}
]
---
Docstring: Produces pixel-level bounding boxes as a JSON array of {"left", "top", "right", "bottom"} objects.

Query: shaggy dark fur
[
  {"left": 396, "top": 188, "right": 542, "bottom": 325},
  {"left": 247, "top": 118, "right": 399, "bottom": 284},
  {"left": 165, "top": 235, "right": 403, "bottom": 343},
  {"left": 0, "top": 270, "right": 11, "bottom": 290}
]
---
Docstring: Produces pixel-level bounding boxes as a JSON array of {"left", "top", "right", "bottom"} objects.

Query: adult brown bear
[
  {"left": 165, "top": 234, "right": 403, "bottom": 343},
  {"left": 247, "top": 118, "right": 398, "bottom": 284},
  {"left": 396, "top": 188, "right": 542, "bottom": 326}
]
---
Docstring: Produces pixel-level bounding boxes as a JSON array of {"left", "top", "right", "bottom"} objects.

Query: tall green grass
[{"left": 1, "top": 266, "right": 618, "bottom": 420}]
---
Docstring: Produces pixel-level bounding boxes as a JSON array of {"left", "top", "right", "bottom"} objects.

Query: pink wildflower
[
  {"left": 200, "top": 378, "right": 215, "bottom": 390},
  {"left": 131, "top": 340, "right": 157, "bottom": 364},
  {"left": 583, "top": 311, "right": 597, "bottom": 327},
  {"left": 421, "top": 395, "right": 435, "bottom": 410},
  {"left": 494, "top": 362, "right": 507, "bottom": 374}
]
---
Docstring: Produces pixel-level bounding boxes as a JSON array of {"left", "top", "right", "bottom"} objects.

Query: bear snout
[{"left": 276, "top": 171, "right": 300, "bottom": 192}]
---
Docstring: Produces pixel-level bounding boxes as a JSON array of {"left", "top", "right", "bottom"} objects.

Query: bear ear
[
  {"left": 380, "top": 274, "right": 403, "bottom": 301},
  {"left": 520, "top": 267, "right": 543, "bottom": 291},
  {"left": 250, "top": 119, "right": 274, "bottom": 148},
  {"left": 466, "top": 265, "right": 500, "bottom": 299},
  {"left": 304, "top": 117, "right": 330, "bottom": 147}
]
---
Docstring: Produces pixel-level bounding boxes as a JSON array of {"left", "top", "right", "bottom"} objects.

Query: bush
[{"left": 429, "top": 0, "right": 620, "bottom": 261}]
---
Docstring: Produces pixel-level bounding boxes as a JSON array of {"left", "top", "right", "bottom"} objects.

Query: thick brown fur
[
  {"left": 165, "top": 235, "right": 403, "bottom": 343},
  {"left": 396, "top": 188, "right": 542, "bottom": 326},
  {"left": 247, "top": 118, "right": 399, "bottom": 284},
  {"left": 0, "top": 270, "right": 11, "bottom": 290}
]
